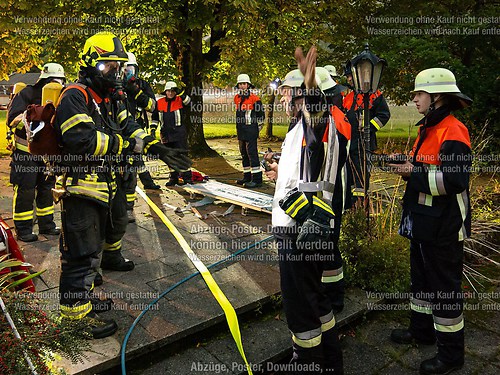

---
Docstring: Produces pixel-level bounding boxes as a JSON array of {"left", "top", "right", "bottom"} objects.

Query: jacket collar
[{"left": 416, "top": 105, "right": 451, "bottom": 128}]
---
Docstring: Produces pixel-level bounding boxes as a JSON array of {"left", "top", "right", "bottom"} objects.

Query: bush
[
  {"left": 0, "top": 292, "right": 91, "bottom": 374},
  {"left": 339, "top": 203, "right": 410, "bottom": 294}
]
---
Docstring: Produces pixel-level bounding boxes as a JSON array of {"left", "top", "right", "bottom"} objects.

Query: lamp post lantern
[{"left": 350, "top": 43, "right": 387, "bottom": 226}]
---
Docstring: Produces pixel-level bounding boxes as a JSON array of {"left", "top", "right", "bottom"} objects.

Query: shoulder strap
[{"left": 57, "top": 83, "right": 89, "bottom": 106}]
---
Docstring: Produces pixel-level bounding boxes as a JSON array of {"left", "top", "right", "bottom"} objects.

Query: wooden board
[{"left": 183, "top": 180, "right": 273, "bottom": 214}]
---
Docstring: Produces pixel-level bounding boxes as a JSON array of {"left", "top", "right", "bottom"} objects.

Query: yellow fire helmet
[{"left": 80, "top": 32, "right": 128, "bottom": 68}]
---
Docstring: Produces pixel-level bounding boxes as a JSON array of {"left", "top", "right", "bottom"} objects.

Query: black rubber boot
[
  {"left": 39, "top": 227, "right": 61, "bottom": 235},
  {"left": 236, "top": 172, "right": 252, "bottom": 185},
  {"left": 17, "top": 232, "right": 38, "bottom": 242},
  {"left": 84, "top": 311, "right": 118, "bottom": 339},
  {"left": 139, "top": 171, "right": 161, "bottom": 189},
  {"left": 165, "top": 171, "right": 179, "bottom": 187},
  {"left": 243, "top": 172, "right": 262, "bottom": 188},
  {"left": 181, "top": 170, "right": 193, "bottom": 184},
  {"left": 101, "top": 251, "right": 135, "bottom": 271},
  {"left": 420, "top": 356, "right": 463, "bottom": 375}
]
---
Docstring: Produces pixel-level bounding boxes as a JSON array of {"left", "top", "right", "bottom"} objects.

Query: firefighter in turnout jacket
[
  {"left": 123, "top": 52, "right": 160, "bottom": 223},
  {"left": 389, "top": 68, "right": 472, "bottom": 375},
  {"left": 7, "top": 63, "right": 65, "bottom": 242},
  {"left": 343, "top": 60, "right": 391, "bottom": 201},
  {"left": 53, "top": 32, "right": 191, "bottom": 338},
  {"left": 316, "top": 67, "right": 352, "bottom": 313},
  {"left": 152, "top": 81, "right": 192, "bottom": 186},
  {"left": 234, "top": 74, "right": 265, "bottom": 188},
  {"left": 264, "top": 47, "right": 343, "bottom": 374}
]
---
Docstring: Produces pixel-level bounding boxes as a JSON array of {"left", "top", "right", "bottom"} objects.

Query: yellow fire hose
[{"left": 135, "top": 186, "right": 253, "bottom": 374}]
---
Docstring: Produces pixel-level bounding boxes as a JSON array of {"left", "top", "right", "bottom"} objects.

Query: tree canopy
[{"left": 1, "top": 0, "right": 498, "bottom": 153}]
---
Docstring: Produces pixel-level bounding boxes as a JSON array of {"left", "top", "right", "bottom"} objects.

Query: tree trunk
[{"left": 181, "top": 30, "right": 218, "bottom": 157}]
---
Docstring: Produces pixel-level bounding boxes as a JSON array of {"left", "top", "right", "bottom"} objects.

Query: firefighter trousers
[
  {"left": 409, "top": 239, "right": 464, "bottom": 365},
  {"left": 276, "top": 236, "right": 343, "bottom": 374},
  {"left": 238, "top": 138, "right": 261, "bottom": 182},
  {"left": 59, "top": 196, "right": 107, "bottom": 318},
  {"left": 10, "top": 151, "right": 56, "bottom": 235},
  {"left": 322, "top": 214, "right": 345, "bottom": 312},
  {"left": 103, "top": 174, "right": 129, "bottom": 254}
]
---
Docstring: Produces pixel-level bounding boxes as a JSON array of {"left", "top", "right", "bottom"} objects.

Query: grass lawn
[{"left": 204, "top": 104, "right": 420, "bottom": 144}]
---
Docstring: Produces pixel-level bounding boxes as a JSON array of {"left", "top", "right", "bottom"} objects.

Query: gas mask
[{"left": 94, "top": 61, "right": 126, "bottom": 101}]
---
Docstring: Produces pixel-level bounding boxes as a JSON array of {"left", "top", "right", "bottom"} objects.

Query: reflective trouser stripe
[
  {"left": 36, "top": 205, "right": 54, "bottom": 217},
  {"left": 352, "top": 188, "right": 365, "bottom": 197},
  {"left": 243, "top": 167, "right": 251, "bottom": 173},
  {"left": 15, "top": 142, "right": 29, "bottom": 152},
  {"left": 251, "top": 167, "right": 260, "bottom": 174},
  {"left": 322, "top": 267, "right": 344, "bottom": 283},
  {"left": 292, "top": 327, "right": 322, "bottom": 348},
  {"left": 13, "top": 210, "right": 34, "bottom": 221},
  {"left": 13, "top": 185, "right": 34, "bottom": 221},
  {"left": 126, "top": 193, "right": 136, "bottom": 204},
  {"left": 60, "top": 301, "right": 92, "bottom": 320},
  {"left": 410, "top": 298, "right": 433, "bottom": 314},
  {"left": 104, "top": 240, "right": 121, "bottom": 251},
  {"left": 434, "top": 314, "right": 464, "bottom": 333},
  {"left": 320, "top": 311, "right": 336, "bottom": 332}
]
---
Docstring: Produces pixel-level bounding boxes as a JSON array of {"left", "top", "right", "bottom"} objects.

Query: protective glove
[
  {"left": 296, "top": 196, "right": 335, "bottom": 251},
  {"left": 279, "top": 187, "right": 310, "bottom": 223},
  {"left": 124, "top": 76, "right": 141, "bottom": 98},
  {"left": 149, "top": 127, "right": 158, "bottom": 140},
  {"left": 147, "top": 142, "right": 192, "bottom": 172}
]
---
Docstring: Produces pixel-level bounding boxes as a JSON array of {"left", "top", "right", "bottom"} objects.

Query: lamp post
[{"left": 350, "top": 43, "right": 387, "bottom": 227}]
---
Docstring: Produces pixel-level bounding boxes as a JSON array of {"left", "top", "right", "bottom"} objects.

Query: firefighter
[
  {"left": 53, "top": 32, "right": 191, "bottom": 338},
  {"left": 316, "top": 67, "right": 352, "bottom": 313},
  {"left": 7, "top": 63, "right": 65, "bottom": 242},
  {"left": 264, "top": 47, "right": 343, "bottom": 374},
  {"left": 323, "top": 65, "right": 347, "bottom": 109},
  {"left": 389, "top": 68, "right": 472, "bottom": 375},
  {"left": 343, "top": 59, "right": 391, "bottom": 202},
  {"left": 234, "top": 74, "right": 265, "bottom": 188},
  {"left": 152, "top": 81, "right": 193, "bottom": 186},
  {"left": 123, "top": 51, "right": 160, "bottom": 224}
]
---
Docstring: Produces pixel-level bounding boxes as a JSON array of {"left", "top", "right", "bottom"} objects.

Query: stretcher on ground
[{"left": 183, "top": 180, "right": 273, "bottom": 215}]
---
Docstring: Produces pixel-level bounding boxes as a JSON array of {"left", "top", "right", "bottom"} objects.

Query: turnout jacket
[
  {"left": 399, "top": 107, "right": 472, "bottom": 244},
  {"left": 234, "top": 92, "right": 265, "bottom": 141},
  {"left": 343, "top": 90, "right": 390, "bottom": 151},
  {"left": 126, "top": 77, "right": 156, "bottom": 129},
  {"left": 7, "top": 83, "right": 43, "bottom": 153},
  {"left": 272, "top": 88, "right": 342, "bottom": 233},
  {"left": 152, "top": 94, "right": 191, "bottom": 143},
  {"left": 53, "top": 82, "right": 159, "bottom": 207}
]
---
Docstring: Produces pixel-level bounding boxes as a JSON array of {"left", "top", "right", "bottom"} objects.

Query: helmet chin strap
[{"left": 425, "top": 93, "right": 440, "bottom": 115}]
